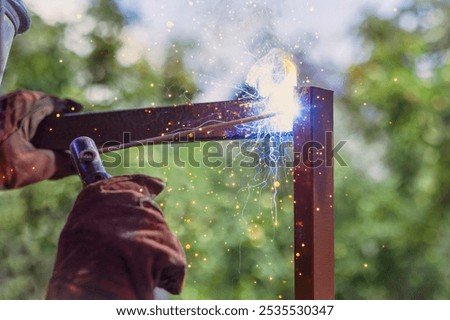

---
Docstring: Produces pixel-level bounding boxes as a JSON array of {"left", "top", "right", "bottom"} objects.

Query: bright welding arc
[{"left": 246, "top": 48, "right": 299, "bottom": 132}]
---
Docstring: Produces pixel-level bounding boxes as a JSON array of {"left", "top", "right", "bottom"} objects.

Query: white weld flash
[{"left": 246, "top": 48, "right": 299, "bottom": 132}]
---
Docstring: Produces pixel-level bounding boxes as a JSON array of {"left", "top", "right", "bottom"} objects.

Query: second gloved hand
[
  {"left": 46, "top": 174, "right": 186, "bottom": 299},
  {"left": 0, "top": 90, "right": 83, "bottom": 189}
]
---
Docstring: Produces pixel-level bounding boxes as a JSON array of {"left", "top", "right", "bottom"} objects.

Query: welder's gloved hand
[
  {"left": 0, "top": 89, "right": 83, "bottom": 189},
  {"left": 46, "top": 175, "right": 186, "bottom": 300}
]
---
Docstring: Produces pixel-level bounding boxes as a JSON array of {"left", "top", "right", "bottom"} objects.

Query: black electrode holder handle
[{"left": 70, "top": 136, "right": 111, "bottom": 186}]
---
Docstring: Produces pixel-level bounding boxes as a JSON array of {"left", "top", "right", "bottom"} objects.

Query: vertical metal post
[{"left": 294, "top": 87, "right": 334, "bottom": 299}]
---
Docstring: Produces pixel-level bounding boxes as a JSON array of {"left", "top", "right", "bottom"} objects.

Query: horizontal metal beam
[{"left": 32, "top": 99, "right": 259, "bottom": 151}]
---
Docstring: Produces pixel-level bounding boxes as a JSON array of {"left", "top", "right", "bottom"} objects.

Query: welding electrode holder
[{"left": 69, "top": 136, "right": 111, "bottom": 186}]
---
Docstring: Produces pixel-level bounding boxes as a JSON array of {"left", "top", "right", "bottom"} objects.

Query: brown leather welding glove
[
  {"left": 46, "top": 175, "right": 186, "bottom": 300},
  {"left": 0, "top": 89, "right": 83, "bottom": 189}
]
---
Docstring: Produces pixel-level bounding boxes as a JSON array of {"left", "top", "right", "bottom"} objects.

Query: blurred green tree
[
  {"left": 161, "top": 42, "right": 197, "bottom": 104},
  {"left": 336, "top": 0, "right": 450, "bottom": 299}
]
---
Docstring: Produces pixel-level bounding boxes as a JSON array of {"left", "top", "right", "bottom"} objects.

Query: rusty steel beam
[
  {"left": 32, "top": 99, "right": 259, "bottom": 151},
  {"left": 294, "top": 87, "right": 334, "bottom": 299}
]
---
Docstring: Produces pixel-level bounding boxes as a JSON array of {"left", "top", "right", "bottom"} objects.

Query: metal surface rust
[
  {"left": 294, "top": 87, "right": 334, "bottom": 299},
  {"left": 32, "top": 99, "right": 259, "bottom": 150}
]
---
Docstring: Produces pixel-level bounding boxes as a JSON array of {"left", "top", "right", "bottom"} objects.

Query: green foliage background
[{"left": 0, "top": 0, "right": 448, "bottom": 299}]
